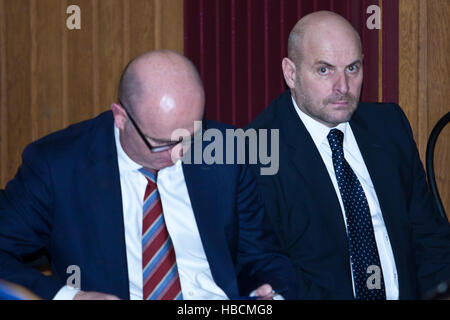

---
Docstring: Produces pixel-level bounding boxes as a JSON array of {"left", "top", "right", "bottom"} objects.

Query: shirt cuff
[{"left": 53, "top": 286, "right": 80, "bottom": 300}]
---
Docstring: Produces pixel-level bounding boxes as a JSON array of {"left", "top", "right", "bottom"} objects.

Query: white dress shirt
[
  {"left": 292, "top": 97, "right": 399, "bottom": 300},
  {"left": 54, "top": 125, "right": 228, "bottom": 300}
]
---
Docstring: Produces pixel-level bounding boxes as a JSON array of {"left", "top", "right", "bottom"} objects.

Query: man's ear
[
  {"left": 282, "top": 57, "right": 297, "bottom": 89},
  {"left": 111, "top": 103, "right": 127, "bottom": 130}
]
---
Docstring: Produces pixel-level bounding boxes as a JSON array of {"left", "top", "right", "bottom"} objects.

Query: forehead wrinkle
[{"left": 304, "top": 38, "right": 362, "bottom": 68}]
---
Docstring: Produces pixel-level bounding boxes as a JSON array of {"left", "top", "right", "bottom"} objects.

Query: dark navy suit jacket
[
  {"left": 246, "top": 90, "right": 450, "bottom": 299},
  {"left": 0, "top": 111, "right": 297, "bottom": 300}
]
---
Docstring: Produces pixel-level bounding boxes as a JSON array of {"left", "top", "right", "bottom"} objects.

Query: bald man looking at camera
[
  {"left": 0, "top": 50, "right": 297, "bottom": 300},
  {"left": 247, "top": 11, "right": 450, "bottom": 300}
]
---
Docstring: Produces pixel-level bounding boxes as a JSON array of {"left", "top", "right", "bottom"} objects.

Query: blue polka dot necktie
[{"left": 327, "top": 129, "right": 386, "bottom": 300}]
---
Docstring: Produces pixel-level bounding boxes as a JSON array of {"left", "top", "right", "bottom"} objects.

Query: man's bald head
[
  {"left": 113, "top": 50, "right": 205, "bottom": 170},
  {"left": 287, "top": 11, "right": 362, "bottom": 65},
  {"left": 118, "top": 50, "right": 204, "bottom": 116}
]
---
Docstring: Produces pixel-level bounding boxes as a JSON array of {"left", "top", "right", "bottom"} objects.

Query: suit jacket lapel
[
  {"left": 276, "top": 93, "right": 354, "bottom": 295},
  {"left": 182, "top": 155, "right": 240, "bottom": 299},
  {"left": 77, "top": 112, "right": 130, "bottom": 299},
  {"left": 350, "top": 110, "right": 408, "bottom": 296},
  {"left": 279, "top": 94, "right": 350, "bottom": 249}
]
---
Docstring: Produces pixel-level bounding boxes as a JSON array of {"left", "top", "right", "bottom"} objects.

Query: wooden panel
[
  {"left": 399, "top": 0, "right": 450, "bottom": 219},
  {"left": 97, "top": 0, "right": 125, "bottom": 113},
  {"left": 417, "top": 0, "right": 428, "bottom": 160},
  {"left": 128, "top": 0, "right": 184, "bottom": 59},
  {"left": 129, "top": 0, "right": 157, "bottom": 59},
  {"left": 122, "top": 0, "right": 131, "bottom": 67},
  {"left": 31, "top": 0, "right": 64, "bottom": 139},
  {"left": 65, "top": 0, "right": 95, "bottom": 124},
  {"left": 161, "top": 0, "right": 184, "bottom": 53},
  {"left": 0, "top": 0, "right": 7, "bottom": 185},
  {"left": 2, "top": 0, "right": 33, "bottom": 183},
  {"left": 399, "top": 0, "right": 420, "bottom": 143},
  {"left": 0, "top": 0, "right": 184, "bottom": 187}
]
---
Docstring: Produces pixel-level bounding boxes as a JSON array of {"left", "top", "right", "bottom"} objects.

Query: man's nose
[{"left": 333, "top": 72, "right": 350, "bottom": 96}]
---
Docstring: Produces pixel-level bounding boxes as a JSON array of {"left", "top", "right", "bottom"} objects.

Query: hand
[
  {"left": 253, "top": 283, "right": 275, "bottom": 300},
  {"left": 73, "top": 290, "right": 121, "bottom": 300}
]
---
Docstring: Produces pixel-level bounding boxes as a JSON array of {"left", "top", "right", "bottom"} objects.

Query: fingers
[
  {"left": 73, "top": 290, "right": 121, "bottom": 300},
  {"left": 255, "top": 284, "right": 274, "bottom": 300},
  {"left": 104, "top": 294, "right": 121, "bottom": 300}
]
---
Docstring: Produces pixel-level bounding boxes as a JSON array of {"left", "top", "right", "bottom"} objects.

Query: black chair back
[{"left": 426, "top": 112, "right": 450, "bottom": 220}]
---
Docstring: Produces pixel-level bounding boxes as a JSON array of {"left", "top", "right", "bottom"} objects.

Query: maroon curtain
[{"left": 184, "top": 0, "right": 398, "bottom": 128}]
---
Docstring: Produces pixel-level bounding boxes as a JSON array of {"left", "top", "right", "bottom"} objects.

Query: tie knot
[
  {"left": 139, "top": 168, "right": 158, "bottom": 183},
  {"left": 327, "top": 129, "right": 344, "bottom": 153}
]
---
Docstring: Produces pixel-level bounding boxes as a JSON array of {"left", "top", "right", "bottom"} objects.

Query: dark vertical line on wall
[
  {"left": 199, "top": 0, "right": 205, "bottom": 82},
  {"left": 313, "top": 0, "right": 318, "bottom": 11},
  {"left": 215, "top": 0, "right": 221, "bottom": 121},
  {"left": 378, "top": 0, "right": 383, "bottom": 102},
  {"left": 382, "top": 0, "right": 399, "bottom": 103},
  {"left": 361, "top": 0, "right": 366, "bottom": 61},
  {"left": 264, "top": 0, "right": 269, "bottom": 106},
  {"left": 0, "top": 0, "right": 7, "bottom": 186},
  {"left": 346, "top": 0, "right": 350, "bottom": 20},
  {"left": 123, "top": 0, "right": 130, "bottom": 69},
  {"left": 297, "top": 0, "right": 302, "bottom": 20},
  {"left": 231, "top": 0, "right": 236, "bottom": 125},
  {"left": 360, "top": 0, "right": 368, "bottom": 86},
  {"left": 62, "top": 0, "right": 69, "bottom": 127},
  {"left": 247, "top": 0, "right": 253, "bottom": 122},
  {"left": 154, "top": 0, "right": 162, "bottom": 50},
  {"left": 330, "top": 0, "right": 335, "bottom": 11},
  {"left": 30, "top": 0, "right": 37, "bottom": 140},
  {"left": 280, "top": 0, "right": 285, "bottom": 93},
  {"left": 417, "top": 0, "right": 428, "bottom": 152},
  {"left": 92, "top": 0, "right": 100, "bottom": 116}
]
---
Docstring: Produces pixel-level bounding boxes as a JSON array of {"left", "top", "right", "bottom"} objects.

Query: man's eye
[
  {"left": 347, "top": 65, "right": 359, "bottom": 73},
  {"left": 318, "top": 67, "right": 329, "bottom": 75}
]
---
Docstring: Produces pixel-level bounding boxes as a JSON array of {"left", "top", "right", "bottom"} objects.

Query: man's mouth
[{"left": 329, "top": 100, "right": 349, "bottom": 106}]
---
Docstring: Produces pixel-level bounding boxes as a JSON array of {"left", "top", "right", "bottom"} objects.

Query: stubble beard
[{"left": 294, "top": 86, "right": 360, "bottom": 127}]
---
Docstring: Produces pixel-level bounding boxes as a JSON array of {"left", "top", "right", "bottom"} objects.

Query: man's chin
[
  {"left": 324, "top": 111, "right": 355, "bottom": 126},
  {"left": 327, "top": 105, "right": 357, "bottom": 123}
]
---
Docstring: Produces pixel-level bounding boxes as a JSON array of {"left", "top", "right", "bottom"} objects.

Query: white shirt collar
[
  {"left": 114, "top": 125, "right": 143, "bottom": 173},
  {"left": 291, "top": 96, "right": 348, "bottom": 148}
]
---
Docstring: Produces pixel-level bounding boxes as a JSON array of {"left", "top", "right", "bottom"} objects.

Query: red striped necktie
[{"left": 139, "top": 168, "right": 183, "bottom": 300}]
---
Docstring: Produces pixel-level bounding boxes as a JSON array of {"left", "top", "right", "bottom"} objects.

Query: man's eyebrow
[
  {"left": 314, "top": 60, "right": 362, "bottom": 67},
  {"left": 314, "top": 60, "right": 335, "bottom": 67},
  {"left": 347, "top": 60, "right": 362, "bottom": 66}
]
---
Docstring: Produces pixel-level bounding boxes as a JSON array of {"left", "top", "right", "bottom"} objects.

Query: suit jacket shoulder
[
  {"left": 24, "top": 111, "right": 114, "bottom": 162},
  {"left": 246, "top": 90, "right": 291, "bottom": 131}
]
